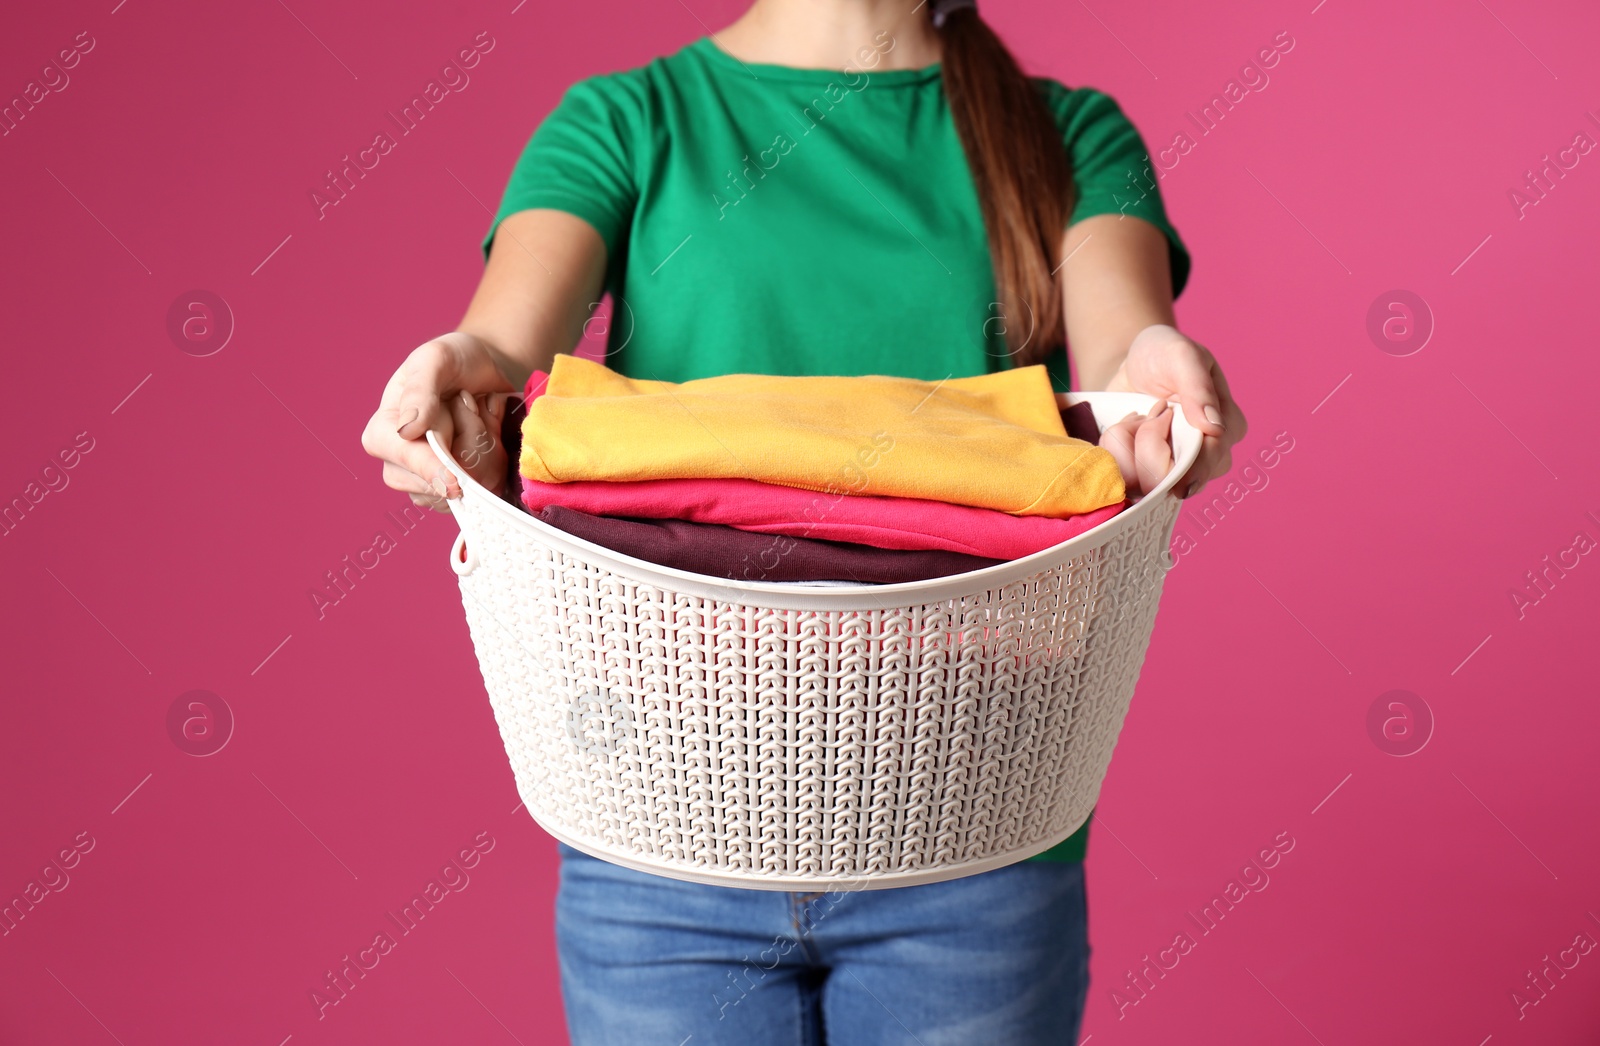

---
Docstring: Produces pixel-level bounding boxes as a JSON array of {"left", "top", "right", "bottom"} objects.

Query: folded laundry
[
  {"left": 515, "top": 366, "right": 1126, "bottom": 560},
  {"left": 521, "top": 474, "right": 1124, "bottom": 561},
  {"left": 534, "top": 505, "right": 1004, "bottom": 584},
  {"left": 518, "top": 355, "right": 1125, "bottom": 517}
]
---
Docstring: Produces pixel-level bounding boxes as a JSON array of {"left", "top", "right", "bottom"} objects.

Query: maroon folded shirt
[
  {"left": 535, "top": 505, "right": 1003, "bottom": 584},
  {"left": 1060, "top": 400, "right": 1102, "bottom": 444}
]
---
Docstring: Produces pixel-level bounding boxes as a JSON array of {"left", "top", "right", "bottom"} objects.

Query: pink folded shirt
[{"left": 516, "top": 370, "right": 1127, "bottom": 560}]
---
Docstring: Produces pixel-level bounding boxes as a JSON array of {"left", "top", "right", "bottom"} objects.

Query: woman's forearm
[
  {"left": 1058, "top": 212, "right": 1178, "bottom": 390},
  {"left": 456, "top": 208, "right": 610, "bottom": 392}
]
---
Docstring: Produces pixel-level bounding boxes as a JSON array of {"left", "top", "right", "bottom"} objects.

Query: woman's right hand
[{"left": 361, "top": 330, "right": 518, "bottom": 511}]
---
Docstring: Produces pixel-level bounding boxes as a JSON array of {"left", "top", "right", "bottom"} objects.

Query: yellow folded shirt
[{"left": 518, "top": 355, "right": 1125, "bottom": 517}]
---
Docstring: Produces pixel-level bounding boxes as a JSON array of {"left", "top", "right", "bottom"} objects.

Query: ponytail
[{"left": 935, "top": 3, "right": 1074, "bottom": 368}]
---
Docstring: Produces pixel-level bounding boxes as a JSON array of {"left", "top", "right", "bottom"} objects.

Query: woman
[{"left": 363, "top": 0, "right": 1247, "bottom": 1041}]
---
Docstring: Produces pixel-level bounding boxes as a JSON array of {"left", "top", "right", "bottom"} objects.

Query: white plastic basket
[{"left": 428, "top": 392, "right": 1200, "bottom": 890}]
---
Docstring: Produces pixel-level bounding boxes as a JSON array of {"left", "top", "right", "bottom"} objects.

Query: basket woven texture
[{"left": 432, "top": 392, "right": 1197, "bottom": 890}]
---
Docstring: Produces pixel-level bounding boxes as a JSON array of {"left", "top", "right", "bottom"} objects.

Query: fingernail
[
  {"left": 396, "top": 407, "right": 420, "bottom": 434},
  {"left": 430, "top": 472, "right": 450, "bottom": 499},
  {"left": 1203, "top": 405, "right": 1223, "bottom": 429},
  {"left": 1149, "top": 400, "right": 1170, "bottom": 418},
  {"left": 460, "top": 390, "right": 480, "bottom": 418}
]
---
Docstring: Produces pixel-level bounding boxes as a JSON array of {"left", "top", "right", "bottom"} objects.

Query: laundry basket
[{"left": 428, "top": 392, "right": 1201, "bottom": 891}]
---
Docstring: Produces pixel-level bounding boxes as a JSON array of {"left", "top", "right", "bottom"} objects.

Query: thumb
[
  {"left": 394, "top": 337, "right": 476, "bottom": 444},
  {"left": 396, "top": 385, "right": 452, "bottom": 446}
]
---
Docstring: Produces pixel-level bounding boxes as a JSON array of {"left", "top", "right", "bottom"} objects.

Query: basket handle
[{"left": 424, "top": 429, "right": 480, "bottom": 577}]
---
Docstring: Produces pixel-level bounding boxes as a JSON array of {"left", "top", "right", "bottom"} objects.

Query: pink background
[{"left": 3, "top": 0, "right": 1599, "bottom": 1042}]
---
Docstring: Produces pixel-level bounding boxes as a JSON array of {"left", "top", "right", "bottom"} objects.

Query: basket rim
[{"left": 428, "top": 390, "right": 1200, "bottom": 611}]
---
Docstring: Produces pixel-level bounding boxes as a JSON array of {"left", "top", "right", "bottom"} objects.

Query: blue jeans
[{"left": 555, "top": 842, "right": 1091, "bottom": 1045}]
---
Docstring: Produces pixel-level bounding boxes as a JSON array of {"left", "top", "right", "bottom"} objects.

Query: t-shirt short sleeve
[
  {"left": 481, "top": 73, "right": 645, "bottom": 263},
  {"left": 1038, "top": 81, "right": 1192, "bottom": 299}
]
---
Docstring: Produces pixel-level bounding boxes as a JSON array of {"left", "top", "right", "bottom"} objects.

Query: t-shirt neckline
[{"left": 689, "top": 37, "right": 944, "bottom": 86}]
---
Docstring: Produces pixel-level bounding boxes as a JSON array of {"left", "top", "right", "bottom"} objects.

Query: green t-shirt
[{"left": 485, "top": 36, "right": 1190, "bottom": 863}]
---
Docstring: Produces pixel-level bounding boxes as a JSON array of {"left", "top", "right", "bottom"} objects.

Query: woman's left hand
[{"left": 1104, "top": 324, "right": 1247, "bottom": 499}]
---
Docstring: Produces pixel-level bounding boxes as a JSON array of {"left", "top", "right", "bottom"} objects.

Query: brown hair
[{"left": 936, "top": 6, "right": 1074, "bottom": 367}]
